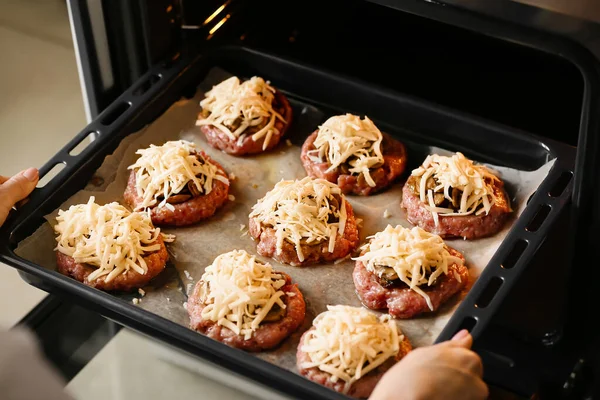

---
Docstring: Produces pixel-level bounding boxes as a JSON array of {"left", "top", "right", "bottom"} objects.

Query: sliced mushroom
[
  {"left": 339, "top": 163, "right": 350, "bottom": 174},
  {"left": 378, "top": 276, "right": 405, "bottom": 289},
  {"left": 433, "top": 192, "right": 445, "bottom": 206},
  {"left": 329, "top": 194, "right": 340, "bottom": 212},
  {"left": 451, "top": 187, "right": 462, "bottom": 209},
  {"left": 327, "top": 195, "right": 341, "bottom": 223},
  {"left": 426, "top": 176, "right": 437, "bottom": 190},
  {"left": 262, "top": 304, "right": 286, "bottom": 322},
  {"left": 166, "top": 194, "right": 192, "bottom": 204},
  {"left": 188, "top": 181, "right": 202, "bottom": 197}
]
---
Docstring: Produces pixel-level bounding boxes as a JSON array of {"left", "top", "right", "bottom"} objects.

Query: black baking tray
[{"left": 0, "top": 46, "right": 578, "bottom": 399}]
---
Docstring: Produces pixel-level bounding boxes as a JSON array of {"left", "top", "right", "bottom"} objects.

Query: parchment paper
[{"left": 15, "top": 68, "right": 555, "bottom": 373}]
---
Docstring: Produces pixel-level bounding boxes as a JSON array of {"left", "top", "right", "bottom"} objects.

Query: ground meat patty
[
  {"left": 401, "top": 175, "right": 511, "bottom": 239},
  {"left": 123, "top": 152, "right": 229, "bottom": 227},
  {"left": 248, "top": 200, "right": 360, "bottom": 266},
  {"left": 187, "top": 272, "right": 306, "bottom": 351},
  {"left": 301, "top": 132, "right": 407, "bottom": 196},
  {"left": 198, "top": 90, "right": 293, "bottom": 156},
  {"left": 56, "top": 236, "right": 168, "bottom": 292},
  {"left": 296, "top": 327, "right": 412, "bottom": 398},
  {"left": 353, "top": 248, "right": 468, "bottom": 319}
]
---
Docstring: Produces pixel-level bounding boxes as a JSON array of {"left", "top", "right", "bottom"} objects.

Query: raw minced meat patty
[
  {"left": 401, "top": 175, "right": 511, "bottom": 239},
  {"left": 296, "top": 327, "right": 412, "bottom": 398},
  {"left": 301, "top": 132, "right": 407, "bottom": 196},
  {"left": 187, "top": 272, "right": 306, "bottom": 351},
  {"left": 198, "top": 90, "right": 293, "bottom": 156},
  {"left": 248, "top": 199, "right": 360, "bottom": 266},
  {"left": 56, "top": 236, "right": 168, "bottom": 292},
  {"left": 123, "top": 151, "right": 229, "bottom": 227},
  {"left": 353, "top": 247, "right": 468, "bottom": 319}
]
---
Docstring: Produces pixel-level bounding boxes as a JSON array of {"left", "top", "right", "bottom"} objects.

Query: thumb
[
  {"left": 0, "top": 168, "right": 39, "bottom": 224},
  {"left": 444, "top": 329, "right": 473, "bottom": 349}
]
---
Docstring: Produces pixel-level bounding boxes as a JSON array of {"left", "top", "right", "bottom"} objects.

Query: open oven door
[
  {"left": 39, "top": 0, "right": 600, "bottom": 398},
  {"left": 67, "top": 0, "right": 180, "bottom": 121}
]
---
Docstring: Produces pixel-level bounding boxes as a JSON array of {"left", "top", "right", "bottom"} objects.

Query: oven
[{"left": 2, "top": 0, "right": 600, "bottom": 398}]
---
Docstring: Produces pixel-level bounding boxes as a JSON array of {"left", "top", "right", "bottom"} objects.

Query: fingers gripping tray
[{"left": 0, "top": 47, "right": 581, "bottom": 399}]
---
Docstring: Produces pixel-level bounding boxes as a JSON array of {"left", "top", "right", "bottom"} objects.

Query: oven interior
[{"left": 64, "top": 0, "right": 599, "bottom": 397}]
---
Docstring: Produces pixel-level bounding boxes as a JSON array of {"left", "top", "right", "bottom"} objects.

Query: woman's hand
[
  {"left": 0, "top": 168, "right": 39, "bottom": 227},
  {"left": 370, "top": 330, "right": 489, "bottom": 400}
]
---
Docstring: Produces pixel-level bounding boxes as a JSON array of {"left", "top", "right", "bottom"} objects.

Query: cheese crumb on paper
[{"left": 334, "top": 254, "right": 351, "bottom": 265}]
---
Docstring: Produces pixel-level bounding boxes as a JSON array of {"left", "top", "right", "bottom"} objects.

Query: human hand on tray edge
[
  {"left": 370, "top": 330, "right": 488, "bottom": 400},
  {"left": 0, "top": 167, "right": 39, "bottom": 226}
]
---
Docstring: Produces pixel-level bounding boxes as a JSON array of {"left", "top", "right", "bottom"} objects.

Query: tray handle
[
  {"left": 0, "top": 62, "right": 179, "bottom": 246},
  {"left": 436, "top": 157, "right": 574, "bottom": 343}
]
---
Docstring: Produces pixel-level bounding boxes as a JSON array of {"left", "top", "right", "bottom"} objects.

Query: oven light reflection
[
  {"left": 209, "top": 14, "right": 230, "bottom": 35},
  {"left": 203, "top": 1, "right": 230, "bottom": 26}
]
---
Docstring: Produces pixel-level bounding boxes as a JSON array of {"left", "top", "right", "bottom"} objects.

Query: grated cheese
[
  {"left": 53, "top": 197, "right": 168, "bottom": 283},
  {"left": 307, "top": 114, "right": 384, "bottom": 187},
  {"left": 300, "top": 305, "right": 401, "bottom": 394},
  {"left": 249, "top": 177, "right": 348, "bottom": 262},
  {"left": 128, "top": 140, "right": 229, "bottom": 211},
  {"left": 198, "top": 250, "right": 287, "bottom": 339},
  {"left": 411, "top": 153, "right": 500, "bottom": 225},
  {"left": 196, "top": 76, "right": 286, "bottom": 150},
  {"left": 355, "top": 225, "right": 463, "bottom": 310}
]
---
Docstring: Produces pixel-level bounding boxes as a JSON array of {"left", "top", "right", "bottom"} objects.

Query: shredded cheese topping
[
  {"left": 196, "top": 76, "right": 286, "bottom": 150},
  {"left": 411, "top": 152, "right": 500, "bottom": 226},
  {"left": 128, "top": 140, "right": 229, "bottom": 211},
  {"left": 198, "top": 250, "right": 287, "bottom": 339},
  {"left": 306, "top": 114, "right": 384, "bottom": 187},
  {"left": 300, "top": 305, "right": 401, "bottom": 393},
  {"left": 54, "top": 197, "right": 168, "bottom": 282},
  {"left": 249, "top": 177, "right": 348, "bottom": 262},
  {"left": 355, "top": 225, "right": 463, "bottom": 310}
]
